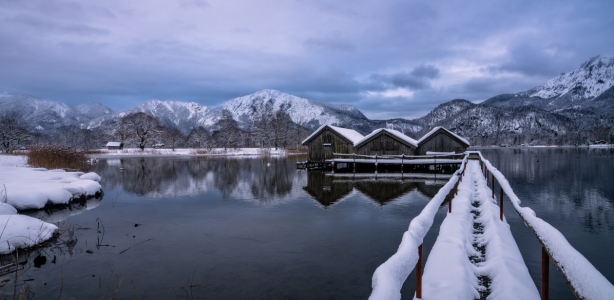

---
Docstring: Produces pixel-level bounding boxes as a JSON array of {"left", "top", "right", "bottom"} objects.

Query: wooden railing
[{"left": 477, "top": 152, "right": 614, "bottom": 300}]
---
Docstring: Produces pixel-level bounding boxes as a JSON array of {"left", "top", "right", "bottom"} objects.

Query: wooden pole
[
  {"left": 401, "top": 153, "right": 404, "bottom": 178},
  {"left": 416, "top": 244, "right": 423, "bottom": 299},
  {"left": 449, "top": 190, "right": 453, "bottom": 213},
  {"left": 492, "top": 174, "right": 495, "bottom": 199},
  {"left": 375, "top": 154, "right": 378, "bottom": 174},
  {"left": 353, "top": 153, "right": 356, "bottom": 174},
  {"left": 500, "top": 187, "right": 503, "bottom": 221},
  {"left": 541, "top": 247, "right": 549, "bottom": 300},
  {"left": 455, "top": 180, "right": 458, "bottom": 195}
]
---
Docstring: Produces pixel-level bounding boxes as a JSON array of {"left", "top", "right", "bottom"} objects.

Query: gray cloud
[{"left": 0, "top": 0, "right": 612, "bottom": 119}]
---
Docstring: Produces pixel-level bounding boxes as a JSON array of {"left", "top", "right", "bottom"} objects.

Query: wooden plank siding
[
  {"left": 415, "top": 130, "right": 468, "bottom": 155},
  {"left": 354, "top": 132, "right": 416, "bottom": 156},
  {"left": 306, "top": 128, "right": 355, "bottom": 162}
]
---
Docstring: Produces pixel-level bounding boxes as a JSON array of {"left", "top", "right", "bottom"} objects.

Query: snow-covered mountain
[
  {"left": 0, "top": 93, "right": 114, "bottom": 132},
  {"left": 82, "top": 89, "right": 417, "bottom": 135},
  {"left": 482, "top": 54, "right": 614, "bottom": 113}
]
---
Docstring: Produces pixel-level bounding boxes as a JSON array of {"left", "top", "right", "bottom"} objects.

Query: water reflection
[
  {"left": 480, "top": 147, "right": 614, "bottom": 233},
  {"left": 22, "top": 195, "right": 103, "bottom": 223}
]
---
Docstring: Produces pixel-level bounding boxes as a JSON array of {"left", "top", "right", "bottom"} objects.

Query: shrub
[{"left": 27, "top": 144, "right": 88, "bottom": 170}]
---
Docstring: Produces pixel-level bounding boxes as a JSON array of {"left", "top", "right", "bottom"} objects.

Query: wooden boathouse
[
  {"left": 301, "top": 125, "right": 364, "bottom": 162},
  {"left": 354, "top": 128, "right": 418, "bottom": 156},
  {"left": 415, "top": 127, "right": 470, "bottom": 155}
]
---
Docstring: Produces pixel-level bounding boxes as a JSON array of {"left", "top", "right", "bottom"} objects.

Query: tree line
[{"left": 0, "top": 107, "right": 312, "bottom": 152}]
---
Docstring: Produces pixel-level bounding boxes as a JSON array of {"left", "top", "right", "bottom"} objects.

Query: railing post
[
  {"left": 500, "top": 187, "right": 503, "bottom": 221},
  {"left": 416, "top": 244, "right": 423, "bottom": 299},
  {"left": 492, "top": 175, "right": 495, "bottom": 199},
  {"left": 541, "top": 247, "right": 549, "bottom": 300},
  {"left": 449, "top": 190, "right": 453, "bottom": 213},
  {"left": 455, "top": 180, "right": 458, "bottom": 195}
]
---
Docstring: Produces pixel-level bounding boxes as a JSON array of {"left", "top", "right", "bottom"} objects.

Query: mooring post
[
  {"left": 541, "top": 247, "right": 549, "bottom": 300},
  {"left": 500, "top": 187, "right": 504, "bottom": 221},
  {"left": 353, "top": 153, "right": 356, "bottom": 174},
  {"left": 416, "top": 244, "right": 423, "bottom": 299},
  {"left": 401, "top": 153, "right": 404, "bottom": 177},
  {"left": 375, "top": 154, "right": 378, "bottom": 174}
]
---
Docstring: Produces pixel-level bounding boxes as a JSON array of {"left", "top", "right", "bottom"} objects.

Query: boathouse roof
[
  {"left": 354, "top": 128, "right": 418, "bottom": 148},
  {"left": 417, "top": 127, "right": 470, "bottom": 146},
  {"left": 105, "top": 142, "right": 122, "bottom": 147},
  {"left": 301, "top": 125, "right": 364, "bottom": 145}
]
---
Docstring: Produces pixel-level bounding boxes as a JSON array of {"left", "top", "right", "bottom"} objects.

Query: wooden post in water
[
  {"left": 375, "top": 154, "right": 378, "bottom": 174},
  {"left": 353, "top": 153, "right": 356, "bottom": 174},
  {"left": 541, "top": 247, "right": 549, "bottom": 300},
  {"left": 416, "top": 244, "right": 423, "bottom": 299},
  {"left": 500, "top": 187, "right": 503, "bottom": 221},
  {"left": 401, "top": 154, "right": 404, "bottom": 178}
]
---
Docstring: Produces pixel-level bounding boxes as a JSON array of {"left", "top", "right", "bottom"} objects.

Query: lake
[{"left": 7, "top": 147, "right": 614, "bottom": 299}]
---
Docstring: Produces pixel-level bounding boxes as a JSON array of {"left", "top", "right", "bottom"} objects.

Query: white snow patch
[{"left": 0, "top": 215, "right": 58, "bottom": 254}]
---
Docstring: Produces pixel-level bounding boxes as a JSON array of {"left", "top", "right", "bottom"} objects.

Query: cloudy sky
[{"left": 1, "top": 0, "right": 613, "bottom": 119}]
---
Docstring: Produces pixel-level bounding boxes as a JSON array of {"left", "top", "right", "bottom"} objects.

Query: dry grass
[
  {"left": 26, "top": 144, "right": 89, "bottom": 171},
  {"left": 191, "top": 149, "right": 212, "bottom": 155}
]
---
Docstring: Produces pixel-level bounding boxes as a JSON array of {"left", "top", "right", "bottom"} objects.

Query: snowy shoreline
[
  {"left": 93, "top": 147, "right": 302, "bottom": 158},
  {"left": 0, "top": 155, "right": 103, "bottom": 254}
]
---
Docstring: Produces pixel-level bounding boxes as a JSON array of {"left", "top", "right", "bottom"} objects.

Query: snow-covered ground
[
  {"left": 0, "top": 155, "right": 102, "bottom": 253},
  {"left": 95, "top": 147, "right": 290, "bottom": 157}
]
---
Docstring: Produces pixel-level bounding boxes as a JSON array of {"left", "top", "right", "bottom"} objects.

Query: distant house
[
  {"left": 415, "top": 127, "right": 470, "bottom": 155},
  {"left": 301, "top": 125, "right": 364, "bottom": 162},
  {"left": 353, "top": 128, "right": 418, "bottom": 156},
  {"left": 105, "top": 142, "right": 123, "bottom": 150},
  {"left": 153, "top": 143, "right": 165, "bottom": 149}
]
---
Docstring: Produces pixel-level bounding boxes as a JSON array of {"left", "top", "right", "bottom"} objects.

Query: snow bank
[
  {"left": 0, "top": 215, "right": 58, "bottom": 254},
  {"left": 0, "top": 166, "right": 102, "bottom": 210},
  {"left": 478, "top": 152, "right": 614, "bottom": 299},
  {"left": 369, "top": 155, "right": 468, "bottom": 300},
  {"left": 0, "top": 155, "right": 27, "bottom": 167}
]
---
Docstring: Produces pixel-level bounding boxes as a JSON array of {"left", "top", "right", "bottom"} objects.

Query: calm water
[{"left": 6, "top": 148, "right": 614, "bottom": 299}]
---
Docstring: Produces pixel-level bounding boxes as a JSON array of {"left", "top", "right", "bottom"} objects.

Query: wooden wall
[
  {"left": 355, "top": 133, "right": 416, "bottom": 156},
  {"left": 307, "top": 128, "right": 355, "bottom": 162},
  {"left": 415, "top": 131, "right": 467, "bottom": 155}
]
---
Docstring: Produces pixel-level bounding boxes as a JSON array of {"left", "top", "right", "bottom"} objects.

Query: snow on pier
[
  {"left": 369, "top": 152, "right": 614, "bottom": 300},
  {"left": 420, "top": 160, "right": 538, "bottom": 299}
]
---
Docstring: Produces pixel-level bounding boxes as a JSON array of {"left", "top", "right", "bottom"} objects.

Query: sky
[{"left": 1, "top": 0, "right": 613, "bottom": 119}]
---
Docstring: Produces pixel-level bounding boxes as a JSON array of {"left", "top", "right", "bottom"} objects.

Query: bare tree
[
  {"left": 0, "top": 111, "right": 30, "bottom": 153},
  {"left": 212, "top": 110, "right": 240, "bottom": 150},
  {"left": 252, "top": 104, "right": 274, "bottom": 148},
  {"left": 113, "top": 120, "right": 133, "bottom": 145},
  {"left": 121, "top": 112, "right": 162, "bottom": 150},
  {"left": 272, "top": 110, "right": 292, "bottom": 149},
  {"left": 161, "top": 126, "right": 185, "bottom": 151},
  {"left": 186, "top": 126, "right": 211, "bottom": 149}
]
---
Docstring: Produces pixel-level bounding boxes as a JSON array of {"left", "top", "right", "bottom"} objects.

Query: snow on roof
[
  {"left": 355, "top": 128, "right": 418, "bottom": 148},
  {"left": 417, "top": 127, "right": 470, "bottom": 146},
  {"left": 105, "top": 142, "right": 122, "bottom": 147},
  {"left": 301, "top": 125, "right": 364, "bottom": 145}
]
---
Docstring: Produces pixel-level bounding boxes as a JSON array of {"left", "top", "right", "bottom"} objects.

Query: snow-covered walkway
[{"left": 420, "top": 160, "right": 539, "bottom": 300}]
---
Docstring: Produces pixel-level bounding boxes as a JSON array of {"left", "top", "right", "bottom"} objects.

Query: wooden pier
[
  {"left": 298, "top": 153, "right": 465, "bottom": 173},
  {"left": 368, "top": 151, "right": 614, "bottom": 300}
]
